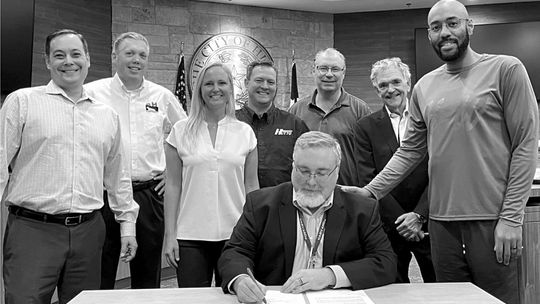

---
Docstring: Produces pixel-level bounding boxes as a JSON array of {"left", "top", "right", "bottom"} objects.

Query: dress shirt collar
[
  {"left": 292, "top": 190, "right": 334, "bottom": 217},
  {"left": 112, "top": 73, "right": 146, "bottom": 95},
  {"left": 45, "top": 80, "right": 94, "bottom": 104},
  {"left": 384, "top": 100, "right": 409, "bottom": 119}
]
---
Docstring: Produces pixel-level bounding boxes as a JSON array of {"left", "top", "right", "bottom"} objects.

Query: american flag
[
  {"left": 290, "top": 60, "right": 299, "bottom": 104},
  {"left": 175, "top": 53, "right": 188, "bottom": 112}
]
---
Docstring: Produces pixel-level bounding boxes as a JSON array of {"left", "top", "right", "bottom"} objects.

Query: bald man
[{"left": 349, "top": 1, "right": 538, "bottom": 303}]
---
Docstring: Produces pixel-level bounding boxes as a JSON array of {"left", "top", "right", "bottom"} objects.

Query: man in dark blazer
[
  {"left": 352, "top": 57, "right": 435, "bottom": 283},
  {"left": 218, "top": 131, "right": 396, "bottom": 303}
]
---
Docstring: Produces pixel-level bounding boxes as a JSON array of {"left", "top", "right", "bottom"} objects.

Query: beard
[
  {"left": 296, "top": 190, "right": 326, "bottom": 210},
  {"left": 432, "top": 30, "right": 469, "bottom": 62}
]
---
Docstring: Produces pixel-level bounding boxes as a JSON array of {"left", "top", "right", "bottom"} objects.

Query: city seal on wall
[{"left": 188, "top": 33, "right": 273, "bottom": 108}]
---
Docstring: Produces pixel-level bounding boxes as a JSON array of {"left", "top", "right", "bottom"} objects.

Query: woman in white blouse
[{"left": 163, "top": 62, "right": 259, "bottom": 287}]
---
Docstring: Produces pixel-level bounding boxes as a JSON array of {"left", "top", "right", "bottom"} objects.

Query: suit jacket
[
  {"left": 218, "top": 182, "right": 397, "bottom": 291},
  {"left": 353, "top": 108, "right": 429, "bottom": 230}
]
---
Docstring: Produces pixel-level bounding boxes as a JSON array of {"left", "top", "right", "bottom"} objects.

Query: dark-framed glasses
[
  {"left": 428, "top": 18, "right": 469, "bottom": 34},
  {"left": 294, "top": 163, "right": 339, "bottom": 181},
  {"left": 316, "top": 66, "right": 345, "bottom": 75}
]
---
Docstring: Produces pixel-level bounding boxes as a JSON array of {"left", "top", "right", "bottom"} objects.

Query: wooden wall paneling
[
  {"left": 520, "top": 204, "right": 540, "bottom": 304},
  {"left": 1, "top": 0, "right": 36, "bottom": 301},
  {"left": 335, "top": 2, "right": 540, "bottom": 109}
]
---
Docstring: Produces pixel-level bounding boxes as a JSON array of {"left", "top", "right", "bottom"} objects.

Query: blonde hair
[
  {"left": 182, "top": 62, "right": 237, "bottom": 151},
  {"left": 113, "top": 32, "right": 149, "bottom": 54}
]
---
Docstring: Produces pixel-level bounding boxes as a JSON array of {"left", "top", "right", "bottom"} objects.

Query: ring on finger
[{"left": 298, "top": 277, "right": 304, "bottom": 285}]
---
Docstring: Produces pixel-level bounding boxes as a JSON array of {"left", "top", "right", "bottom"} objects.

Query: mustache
[{"left": 438, "top": 38, "right": 458, "bottom": 48}]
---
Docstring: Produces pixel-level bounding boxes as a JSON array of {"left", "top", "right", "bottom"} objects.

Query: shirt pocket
[{"left": 143, "top": 111, "right": 164, "bottom": 132}]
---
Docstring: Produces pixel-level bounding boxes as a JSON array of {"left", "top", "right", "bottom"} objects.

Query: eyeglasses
[
  {"left": 294, "top": 163, "right": 338, "bottom": 181},
  {"left": 428, "top": 18, "right": 469, "bottom": 34},
  {"left": 316, "top": 66, "right": 345, "bottom": 75}
]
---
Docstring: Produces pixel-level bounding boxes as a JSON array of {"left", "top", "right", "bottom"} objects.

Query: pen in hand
[{"left": 247, "top": 267, "right": 268, "bottom": 304}]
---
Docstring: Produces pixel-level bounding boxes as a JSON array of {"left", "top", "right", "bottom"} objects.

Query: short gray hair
[
  {"left": 314, "top": 48, "right": 346, "bottom": 68},
  {"left": 113, "top": 32, "right": 149, "bottom": 54},
  {"left": 293, "top": 131, "right": 341, "bottom": 166},
  {"left": 370, "top": 57, "right": 411, "bottom": 88}
]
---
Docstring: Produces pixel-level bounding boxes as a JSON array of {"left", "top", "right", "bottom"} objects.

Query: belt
[
  {"left": 8, "top": 206, "right": 97, "bottom": 226},
  {"left": 132, "top": 179, "right": 159, "bottom": 191}
]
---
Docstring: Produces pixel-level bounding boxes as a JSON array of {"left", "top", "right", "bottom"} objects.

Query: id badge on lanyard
[{"left": 297, "top": 210, "right": 327, "bottom": 269}]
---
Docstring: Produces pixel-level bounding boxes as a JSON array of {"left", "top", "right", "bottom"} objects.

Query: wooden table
[{"left": 68, "top": 283, "right": 503, "bottom": 303}]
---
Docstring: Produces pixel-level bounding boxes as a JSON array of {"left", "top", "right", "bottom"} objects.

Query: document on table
[
  {"left": 265, "top": 290, "right": 305, "bottom": 304},
  {"left": 265, "top": 289, "right": 374, "bottom": 304},
  {"left": 305, "top": 289, "right": 375, "bottom": 304}
]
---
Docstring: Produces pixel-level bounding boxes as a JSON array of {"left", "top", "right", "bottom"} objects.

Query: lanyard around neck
[{"left": 297, "top": 209, "right": 327, "bottom": 269}]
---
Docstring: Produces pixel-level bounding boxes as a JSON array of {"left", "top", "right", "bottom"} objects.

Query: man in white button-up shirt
[
  {"left": 86, "top": 32, "right": 186, "bottom": 289},
  {"left": 1, "top": 29, "right": 138, "bottom": 304}
]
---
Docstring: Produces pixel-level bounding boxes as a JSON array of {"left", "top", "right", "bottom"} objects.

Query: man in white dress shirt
[
  {"left": 86, "top": 32, "right": 186, "bottom": 289},
  {"left": 0, "top": 29, "right": 138, "bottom": 304}
]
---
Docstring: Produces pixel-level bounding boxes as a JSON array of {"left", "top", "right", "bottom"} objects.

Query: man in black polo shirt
[{"left": 236, "top": 61, "right": 309, "bottom": 188}]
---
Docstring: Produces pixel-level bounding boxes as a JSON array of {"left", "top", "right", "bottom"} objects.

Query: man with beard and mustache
[
  {"left": 236, "top": 61, "right": 309, "bottom": 188},
  {"left": 346, "top": 1, "right": 538, "bottom": 303},
  {"left": 218, "top": 131, "right": 396, "bottom": 304}
]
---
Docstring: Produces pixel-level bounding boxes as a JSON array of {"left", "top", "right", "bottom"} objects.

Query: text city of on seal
[{"left": 188, "top": 33, "right": 274, "bottom": 108}]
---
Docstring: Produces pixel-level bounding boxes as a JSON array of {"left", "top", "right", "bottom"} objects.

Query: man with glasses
[
  {"left": 236, "top": 61, "right": 309, "bottom": 188},
  {"left": 218, "top": 131, "right": 396, "bottom": 304},
  {"left": 289, "top": 48, "right": 371, "bottom": 186},
  {"left": 352, "top": 57, "right": 435, "bottom": 284},
  {"left": 352, "top": 1, "right": 538, "bottom": 303}
]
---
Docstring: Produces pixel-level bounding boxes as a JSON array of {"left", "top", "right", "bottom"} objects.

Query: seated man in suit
[
  {"left": 352, "top": 57, "right": 435, "bottom": 283},
  {"left": 218, "top": 131, "right": 396, "bottom": 303}
]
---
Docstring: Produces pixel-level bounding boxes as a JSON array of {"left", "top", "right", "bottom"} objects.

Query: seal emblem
[{"left": 188, "top": 33, "right": 273, "bottom": 108}]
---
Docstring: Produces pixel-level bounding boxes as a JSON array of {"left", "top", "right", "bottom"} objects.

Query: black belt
[
  {"left": 9, "top": 206, "right": 97, "bottom": 226},
  {"left": 132, "top": 179, "right": 159, "bottom": 191}
]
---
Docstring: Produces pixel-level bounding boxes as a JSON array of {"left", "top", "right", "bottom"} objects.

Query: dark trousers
[
  {"left": 100, "top": 182, "right": 164, "bottom": 289},
  {"left": 3, "top": 212, "right": 105, "bottom": 304},
  {"left": 387, "top": 229, "right": 436, "bottom": 283},
  {"left": 429, "top": 219, "right": 520, "bottom": 304},
  {"left": 176, "top": 240, "right": 226, "bottom": 287}
]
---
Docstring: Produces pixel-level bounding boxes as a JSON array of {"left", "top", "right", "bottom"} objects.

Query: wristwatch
[{"left": 413, "top": 212, "right": 427, "bottom": 224}]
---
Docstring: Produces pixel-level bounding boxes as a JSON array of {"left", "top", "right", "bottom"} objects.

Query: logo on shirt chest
[
  {"left": 274, "top": 128, "right": 293, "bottom": 136},
  {"left": 145, "top": 102, "right": 158, "bottom": 112}
]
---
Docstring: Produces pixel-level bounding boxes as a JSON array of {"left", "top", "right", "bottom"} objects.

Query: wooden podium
[{"left": 519, "top": 200, "right": 540, "bottom": 304}]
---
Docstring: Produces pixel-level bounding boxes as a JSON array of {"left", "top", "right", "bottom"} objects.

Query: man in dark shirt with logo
[{"left": 236, "top": 61, "right": 309, "bottom": 188}]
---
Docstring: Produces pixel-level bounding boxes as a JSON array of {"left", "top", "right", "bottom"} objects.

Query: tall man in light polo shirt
[
  {"left": 236, "top": 61, "right": 309, "bottom": 188},
  {"left": 289, "top": 48, "right": 371, "bottom": 186},
  {"left": 1, "top": 29, "right": 138, "bottom": 304},
  {"left": 86, "top": 32, "right": 186, "bottom": 289}
]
